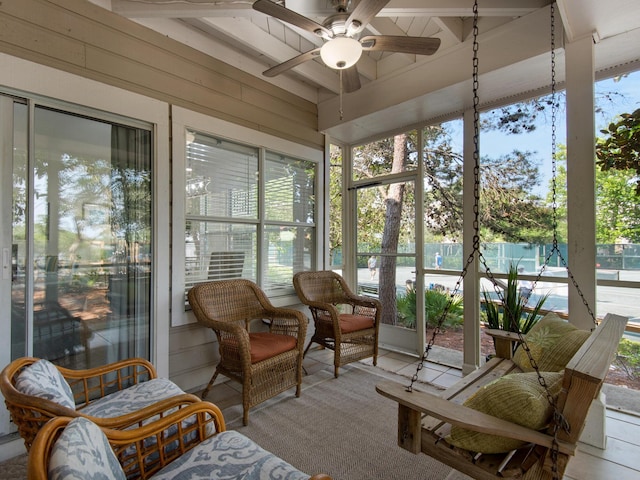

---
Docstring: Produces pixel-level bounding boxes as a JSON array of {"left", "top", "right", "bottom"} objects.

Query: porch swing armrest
[
  {"left": 484, "top": 329, "right": 523, "bottom": 359},
  {"left": 484, "top": 329, "right": 523, "bottom": 342},
  {"left": 376, "top": 380, "right": 576, "bottom": 456}
]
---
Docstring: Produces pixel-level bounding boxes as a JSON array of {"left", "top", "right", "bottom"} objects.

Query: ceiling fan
[{"left": 253, "top": 0, "right": 441, "bottom": 92}]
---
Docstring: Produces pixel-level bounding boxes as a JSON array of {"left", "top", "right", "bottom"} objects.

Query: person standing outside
[
  {"left": 435, "top": 252, "right": 443, "bottom": 270},
  {"left": 368, "top": 255, "right": 377, "bottom": 280}
]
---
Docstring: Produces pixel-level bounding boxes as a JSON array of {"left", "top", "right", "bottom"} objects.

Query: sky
[{"left": 477, "top": 70, "right": 640, "bottom": 197}]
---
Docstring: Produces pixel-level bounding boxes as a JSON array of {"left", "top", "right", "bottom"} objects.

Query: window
[{"left": 180, "top": 129, "right": 317, "bottom": 314}]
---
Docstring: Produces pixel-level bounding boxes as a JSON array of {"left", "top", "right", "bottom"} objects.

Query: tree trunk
[{"left": 379, "top": 134, "right": 408, "bottom": 325}]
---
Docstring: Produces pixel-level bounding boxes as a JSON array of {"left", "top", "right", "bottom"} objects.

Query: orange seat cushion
[
  {"left": 248, "top": 332, "right": 297, "bottom": 364},
  {"left": 338, "top": 314, "right": 375, "bottom": 333}
]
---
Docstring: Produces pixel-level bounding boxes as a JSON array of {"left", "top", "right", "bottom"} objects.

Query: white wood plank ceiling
[{"left": 104, "top": 0, "right": 640, "bottom": 143}]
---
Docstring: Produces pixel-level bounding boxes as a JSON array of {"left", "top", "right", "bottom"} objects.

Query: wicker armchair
[
  {"left": 28, "top": 402, "right": 332, "bottom": 480},
  {"left": 187, "top": 279, "right": 307, "bottom": 425},
  {"left": 0, "top": 357, "right": 200, "bottom": 450},
  {"left": 293, "top": 270, "right": 381, "bottom": 377}
]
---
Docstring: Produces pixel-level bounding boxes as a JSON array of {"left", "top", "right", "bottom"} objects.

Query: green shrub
[
  {"left": 396, "top": 288, "right": 464, "bottom": 330},
  {"left": 616, "top": 338, "right": 640, "bottom": 379}
]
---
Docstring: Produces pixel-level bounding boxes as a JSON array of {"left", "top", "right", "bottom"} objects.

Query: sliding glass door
[{"left": 0, "top": 94, "right": 153, "bottom": 435}]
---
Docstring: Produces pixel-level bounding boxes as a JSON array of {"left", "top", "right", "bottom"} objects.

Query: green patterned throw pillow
[
  {"left": 447, "top": 371, "right": 564, "bottom": 453},
  {"left": 512, "top": 313, "right": 591, "bottom": 372}
]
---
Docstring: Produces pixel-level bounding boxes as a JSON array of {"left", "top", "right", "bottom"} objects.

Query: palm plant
[
  {"left": 482, "top": 262, "right": 549, "bottom": 334},
  {"left": 396, "top": 288, "right": 463, "bottom": 330}
]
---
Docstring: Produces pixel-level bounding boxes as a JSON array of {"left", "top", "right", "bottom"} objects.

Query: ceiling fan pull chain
[{"left": 339, "top": 69, "right": 344, "bottom": 120}]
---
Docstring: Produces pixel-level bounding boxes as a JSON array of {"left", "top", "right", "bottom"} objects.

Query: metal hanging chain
[
  {"left": 408, "top": 4, "right": 591, "bottom": 478},
  {"left": 408, "top": 0, "right": 482, "bottom": 393},
  {"left": 526, "top": 3, "right": 597, "bottom": 329},
  {"left": 481, "top": 7, "right": 570, "bottom": 478}
]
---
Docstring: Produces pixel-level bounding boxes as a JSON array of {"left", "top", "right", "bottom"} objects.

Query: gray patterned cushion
[
  {"left": 80, "top": 378, "right": 185, "bottom": 418},
  {"left": 80, "top": 378, "right": 190, "bottom": 465},
  {"left": 150, "top": 430, "right": 310, "bottom": 480},
  {"left": 15, "top": 359, "right": 75, "bottom": 410},
  {"left": 49, "top": 417, "right": 126, "bottom": 480}
]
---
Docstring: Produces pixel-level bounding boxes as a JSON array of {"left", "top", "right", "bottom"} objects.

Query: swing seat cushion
[
  {"left": 512, "top": 313, "right": 591, "bottom": 372},
  {"left": 447, "top": 371, "right": 564, "bottom": 453}
]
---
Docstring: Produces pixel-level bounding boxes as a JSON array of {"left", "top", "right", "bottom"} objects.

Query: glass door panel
[
  {"left": 4, "top": 102, "right": 153, "bottom": 376},
  {"left": 355, "top": 180, "right": 420, "bottom": 354}
]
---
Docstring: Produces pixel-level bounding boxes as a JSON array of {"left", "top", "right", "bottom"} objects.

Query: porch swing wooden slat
[{"left": 376, "top": 313, "right": 628, "bottom": 480}]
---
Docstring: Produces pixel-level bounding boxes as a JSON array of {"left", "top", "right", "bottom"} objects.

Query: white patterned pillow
[
  {"left": 151, "top": 430, "right": 310, "bottom": 480},
  {"left": 49, "top": 417, "right": 126, "bottom": 480},
  {"left": 15, "top": 359, "right": 75, "bottom": 410}
]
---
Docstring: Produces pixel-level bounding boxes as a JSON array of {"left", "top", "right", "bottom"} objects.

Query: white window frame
[{"left": 171, "top": 106, "right": 323, "bottom": 327}]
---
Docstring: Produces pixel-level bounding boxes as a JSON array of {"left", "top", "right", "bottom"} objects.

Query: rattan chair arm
[
  {"left": 27, "top": 416, "right": 66, "bottom": 480},
  {"left": 112, "top": 400, "right": 225, "bottom": 441},
  {"left": 209, "top": 318, "right": 251, "bottom": 340},
  {"left": 344, "top": 294, "right": 382, "bottom": 311},
  {"left": 306, "top": 302, "right": 342, "bottom": 329},
  {"left": 56, "top": 357, "right": 157, "bottom": 380},
  {"left": 303, "top": 299, "right": 340, "bottom": 314},
  {"left": 5, "top": 394, "right": 79, "bottom": 419},
  {"left": 0, "top": 358, "right": 80, "bottom": 421},
  {"left": 60, "top": 358, "right": 158, "bottom": 405},
  {"left": 268, "top": 312, "right": 308, "bottom": 348},
  {"left": 265, "top": 308, "right": 307, "bottom": 330},
  {"left": 1, "top": 357, "right": 158, "bottom": 408},
  {"left": 75, "top": 393, "right": 203, "bottom": 428},
  {"left": 263, "top": 307, "right": 307, "bottom": 323}
]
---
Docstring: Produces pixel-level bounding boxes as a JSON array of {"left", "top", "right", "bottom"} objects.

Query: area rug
[
  {"left": 223, "top": 364, "right": 459, "bottom": 480},
  {"left": 0, "top": 365, "right": 465, "bottom": 480}
]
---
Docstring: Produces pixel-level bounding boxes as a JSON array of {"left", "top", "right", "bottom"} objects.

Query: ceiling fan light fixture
[{"left": 320, "top": 36, "right": 362, "bottom": 69}]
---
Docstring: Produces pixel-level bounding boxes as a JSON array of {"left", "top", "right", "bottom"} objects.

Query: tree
[
  {"left": 545, "top": 146, "right": 568, "bottom": 243},
  {"left": 328, "top": 146, "right": 344, "bottom": 266},
  {"left": 552, "top": 141, "right": 640, "bottom": 244},
  {"left": 378, "top": 134, "right": 408, "bottom": 325},
  {"left": 480, "top": 151, "right": 555, "bottom": 244},
  {"left": 596, "top": 166, "right": 640, "bottom": 243},
  {"left": 596, "top": 108, "right": 640, "bottom": 195},
  {"left": 423, "top": 124, "right": 464, "bottom": 239}
]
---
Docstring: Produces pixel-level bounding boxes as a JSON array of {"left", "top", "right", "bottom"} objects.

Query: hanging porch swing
[{"left": 376, "top": 2, "right": 628, "bottom": 479}]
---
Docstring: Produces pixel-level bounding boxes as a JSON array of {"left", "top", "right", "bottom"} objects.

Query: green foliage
[
  {"left": 482, "top": 263, "right": 548, "bottom": 334},
  {"left": 596, "top": 108, "right": 640, "bottom": 195},
  {"left": 396, "top": 288, "right": 464, "bottom": 330},
  {"left": 553, "top": 141, "right": 640, "bottom": 244},
  {"left": 596, "top": 167, "right": 640, "bottom": 243},
  {"left": 616, "top": 338, "right": 640, "bottom": 379},
  {"left": 481, "top": 151, "right": 555, "bottom": 244}
]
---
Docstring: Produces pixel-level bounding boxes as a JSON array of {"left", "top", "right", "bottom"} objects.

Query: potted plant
[{"left": 482, "top": 262, "right": 549, "bottom": 335}]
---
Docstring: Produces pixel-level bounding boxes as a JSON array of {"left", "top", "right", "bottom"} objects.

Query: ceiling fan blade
[
  {"left": 346, "top": 0, "right": 390, "bottom": 34},
  {"left": 360, "top": 35, "right": 441, "bottom": 55},
  {"left": 253, "top": 0, "right": 332, "bottom": 38},
  {"left": 342, "top": 66, "right": 361, "bottom": 93},
  {"left": 262, "top": 48, "right": 321, "bottom": 77}
]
